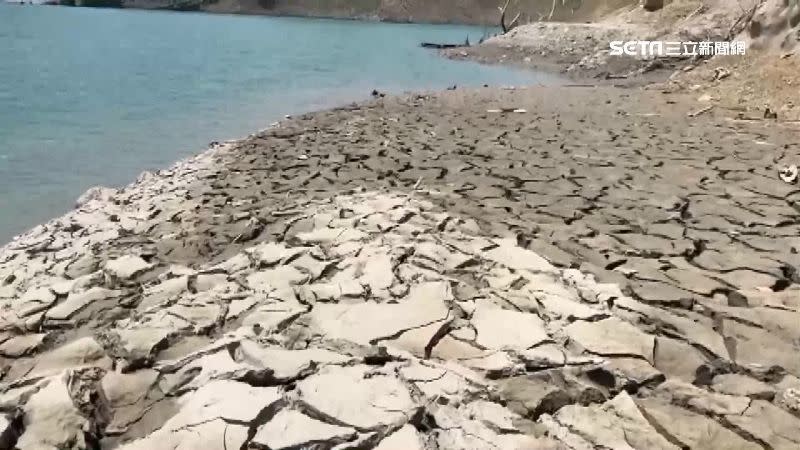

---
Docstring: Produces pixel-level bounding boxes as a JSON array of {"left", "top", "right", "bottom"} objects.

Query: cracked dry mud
[{"left": 1, "top": 86, "right": 800, "bottom": 450}]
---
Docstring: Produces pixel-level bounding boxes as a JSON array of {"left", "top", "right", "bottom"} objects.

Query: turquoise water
[{"left": 0, "top": 4, "right": 554, "bottom": 244}]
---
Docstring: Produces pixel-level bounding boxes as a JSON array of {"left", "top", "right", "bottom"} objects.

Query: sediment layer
[{"left": 1, "top": 86, "right": 799, "bottom": 449}]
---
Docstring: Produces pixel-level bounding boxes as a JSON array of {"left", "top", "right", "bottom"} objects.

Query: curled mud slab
[{"left": 1, "top": 86, "right": 800, "bottom": 449}]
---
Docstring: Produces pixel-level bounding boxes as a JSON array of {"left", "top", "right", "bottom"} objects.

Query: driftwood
[
  {"left": 420, "top": 42, "right": 463, "bottom": 49},
  {"left": 688, "top": 105, "right": 714, "bottom": 117}
]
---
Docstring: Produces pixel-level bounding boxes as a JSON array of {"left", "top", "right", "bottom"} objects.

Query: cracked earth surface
[{"left": 1, "top": 86, "right": 799, "bottom": 450}]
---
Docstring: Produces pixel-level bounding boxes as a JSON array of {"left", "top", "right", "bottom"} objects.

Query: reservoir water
[{"left": 0, "top": 4, "right": 555, "bottom": 243}]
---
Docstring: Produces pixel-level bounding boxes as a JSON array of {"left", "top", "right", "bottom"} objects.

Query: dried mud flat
[{"left": 1, "top": 86, "right": 800, "bottom": 450}]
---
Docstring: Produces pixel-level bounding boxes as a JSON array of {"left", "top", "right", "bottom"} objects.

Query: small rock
[
  {"left": 75, "top": 186, "right": 117, "bottom": 208},
  {"left": 0, "top": 412, "right": 21, "bottom": 450},
  {"left": 640, "top": 0, "right": 664, "bottom": 12},
  {"left": 712, "top": 67, "right": 731, "bottom": 81},
  {"left": 779, "top": 165, "right": 798, "bottom": 184},
  {"left": 105, "top": 255, "right": 154, "bottom": 281}
]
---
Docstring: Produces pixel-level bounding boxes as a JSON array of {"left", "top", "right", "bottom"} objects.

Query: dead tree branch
[{"left": 499, "top": 0, "right": 521, "bottom": 33}]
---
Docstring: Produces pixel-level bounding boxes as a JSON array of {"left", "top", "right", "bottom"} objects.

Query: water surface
[{"left": 0, "top": 4, "right": 556, "bottom": 243}]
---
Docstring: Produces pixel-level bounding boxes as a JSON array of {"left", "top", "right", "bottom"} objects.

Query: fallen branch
[
  {"left": 726, "top": 0, "right": 763, "bottom": 40},
  {"left": 688, "top": 105, "right": 714, "bottom": 117},
  {"left": 420, "top": 42, "right": 463, "bottom": 49}
]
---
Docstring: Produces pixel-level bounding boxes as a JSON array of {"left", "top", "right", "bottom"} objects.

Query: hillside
[{"left": 64, "top": 0, "right": 635, "bottom": 25}]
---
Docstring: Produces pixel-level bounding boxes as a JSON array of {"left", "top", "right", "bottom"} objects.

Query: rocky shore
[{"left": 2, "top": 83, "right": 799, "bottom": 449}]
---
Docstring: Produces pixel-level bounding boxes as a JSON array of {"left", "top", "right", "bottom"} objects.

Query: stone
[
  {"left": 555, "top": 392, "right": 680, "bottom": 450},
  {"left": 105, "top": 255, "right": 153, "bottom": 280},
  {"left": 565, "top": 317, "right": 654, "bottom": 363},
  {"left": 471, "top": 300, "right": 550, "bottom": 350},
  {"left": 775, "top": 375, "right": 800, "bottom": 413},
  {"left": 296, "top": 365, "right": 416, "bottom": 430},
  {"left": 251, "top": 409, "right": 357, "bottom": 449}
]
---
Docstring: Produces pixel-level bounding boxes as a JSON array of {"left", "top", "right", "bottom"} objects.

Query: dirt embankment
[{"left": 446, "top": 0, "right": 800, "bottom": 118}]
